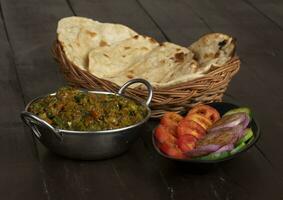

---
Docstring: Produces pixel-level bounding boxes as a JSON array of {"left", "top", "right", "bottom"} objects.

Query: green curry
[{"left": 28, "top": 87, "right": 147, "bottom": 131}]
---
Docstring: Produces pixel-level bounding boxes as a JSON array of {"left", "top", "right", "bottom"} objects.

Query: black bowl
[{"left": 152, "top": 102, "right": 260, "bottom": 164}]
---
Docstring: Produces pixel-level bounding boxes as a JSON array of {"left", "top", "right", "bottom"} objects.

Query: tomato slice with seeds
[
  {"left": 158, "top": 142, "right": 185, "bottom": 159},
  {"left": 154, "top": 125, "right": 176, "bottom": 144},
  {"left": 188, "top": 104, "right": 220, "bottom": 123},
  {"left": 185, "top": 113, "right": 213, "bottom": 130},
  {"left": 177, "top": 134, "right": 197, "bottom": 153},
  {"left": 160, "top": 112, "right": 183, "bottom": 135},
  {"left": 155, "top": 105, "right": 221, "bottom": 159},
  {"left": 177, "top": 119, "right": 206, "bottom": 139}
]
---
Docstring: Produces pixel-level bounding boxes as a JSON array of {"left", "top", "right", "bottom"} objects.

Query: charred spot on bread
[
  {"left": 85, "top": 30, "right": 97, "bottom": 37},
  {"left": 99, "top": 40, "right": 108, "bottom": 47},
  {"left": 149, "top": 37, "right": 158, "bottom": 44},
  {"left": 141, "top": 47, "right": 149, "bottom": 51},
  {"left": 204, "top": 53, "right": 214, "bottom": 59},
  {"left": 218, "top": 40, "right": 227, "bottom": 49},
  {"left": 214, "top": 51, "right": 220, "bottom": 58},
  {"left": 174, "top": 52, "right": 186, "bottom": 63},
  {"left": 127, "top": 70, "right": 134, "bottom": 79}
]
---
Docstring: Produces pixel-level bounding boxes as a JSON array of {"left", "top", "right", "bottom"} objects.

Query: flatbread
[
  {"left": 88, "top": 35, "right": 159, "bottom": 77},
  {"left": 189, "top": 33, "right": 235, "bottom": 71},
  {"left": 57, "top": 16, "right": 137, "bottom": 70},
  {"left": 107, "top": 42, "right": 204, "bottom": 88},
  {"left": 57, "top": 17, "right": 236, "bottom": 88}
]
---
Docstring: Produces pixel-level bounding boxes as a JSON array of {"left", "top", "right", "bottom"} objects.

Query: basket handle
[
  {"left": 21, "top": 111, "right": 63, "bottom": 141},
  {"left": 118, "top": 79, "right": 153, "bottom": 106}
]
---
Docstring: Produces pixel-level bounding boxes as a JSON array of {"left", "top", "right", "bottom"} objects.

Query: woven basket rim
[
  {"left": 52, "top": 39, "right": 240, "bottom": 90},
  {"left": 52, "top": 39, "right": 240, "bottom": 118}
]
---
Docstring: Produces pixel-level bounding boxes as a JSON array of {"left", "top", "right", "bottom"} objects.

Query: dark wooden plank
[
  {"left": 35, "top": 149, "right": 130, "bottom": 200},
  {"left": 0, "top": 5, "right": 48, "bottom": 200},
  {"left": 0, "top": 0, "right": 137, "bottom": 199},
  {"left": 70, "top": 0, "right": 283, "bottom": 199},
  {"left": 139, "top": 0, "right": 283, "bottom": 171},
  {"left": 109, "top": 140, "right": 172, "bottom": 200},
  {"left": 136, "top": 0, "right": 283, "bottom": 198},
  {"left": 0, "top": 161, "right": 47, "bottom": 200},
  {"left": 229, "top": 55, "right": 283, "bottom": 165},
  {"left": 183, "top": 0, "right": 283, "bottom": 56},
  {"left": 139, "top": 0, "right": 283, "bottom": 56},
  {"left": 0, "top": 126, "right": 49, "bottom": 200},
  {"left": 143, "top": 121, "right": 283, "bottom": 200},
  {"left": 137, "top": 0, "right": 212, "bottom": 45},
  {"left": 2, "top": 0, "right": 282, "bottom": 199},
  {"left": 0, "top": 13, "right": 24, "bottom": 124},
  {"left": 60, "top": 1, "right": 175, "bottom": 199},
  {"left": 178, "top": 0, "right": 283, "bottom": 177},
  {"left": 244, "top": 0, "right": 283, "bottom": 30},
  {"left": 164, "top": 0, "right": 282, "bottom": 55},
  {"left": 0, "top": 0, "right": 67, "bottom": 100},
  {"left": 68, "top": 0, "right": 166, "bottom": 41}
]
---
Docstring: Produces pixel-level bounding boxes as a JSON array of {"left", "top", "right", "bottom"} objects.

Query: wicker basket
[{"left": 52, "top": 40, "right": 240, "bottom": 118}]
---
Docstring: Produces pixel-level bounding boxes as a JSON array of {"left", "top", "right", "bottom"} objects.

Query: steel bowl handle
[
  {"left": 118, "top": 79, "right": 153, "bottom": 106},
  {"left": 21, "top": 111, "right": 63, "bottom": 140}
]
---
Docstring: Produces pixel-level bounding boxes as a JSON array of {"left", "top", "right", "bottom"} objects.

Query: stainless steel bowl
[{"left": 21, "top": 79, "right": 153, "bottom": 160}]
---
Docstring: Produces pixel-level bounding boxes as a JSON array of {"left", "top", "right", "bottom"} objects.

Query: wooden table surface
[{"left": 1, "top": 0, "right": 283, "bottom": 199}]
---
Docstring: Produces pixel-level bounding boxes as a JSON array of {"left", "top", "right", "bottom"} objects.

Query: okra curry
[{"left": 28, "top": 87, "right": 147, "bottom": 131}]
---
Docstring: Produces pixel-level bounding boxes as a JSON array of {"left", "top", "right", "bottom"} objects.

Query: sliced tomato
[
  {"left": 159, "top": 142, "right": 185, "bottom": 159},
  {"left": 154, "top": 125, "right": 176, "bottom": 144},
  {"left": 177, "top": 134, "right": 197, "bottom": 153},
  {"left": 185, "top": 113, "right": 213, "bottom": 130},
  {"left": 160, "top": 112, "right": 183, "bottom": 135},
  {"left": 188, "top": 104, "right": 220, "bottom": 123},
  {"left": 177, "top": 119, "right": 206, "bottom": 139}
]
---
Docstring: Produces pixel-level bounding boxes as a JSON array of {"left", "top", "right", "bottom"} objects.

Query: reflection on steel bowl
[{"left": 21, "top": 79, "right": 153, "bottom": 160}]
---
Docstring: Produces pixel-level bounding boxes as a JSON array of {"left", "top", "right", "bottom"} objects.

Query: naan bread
[
  {"left": 57, "top": 16, "right": 137, "bottom": 70},
  {"left": 189, "top": 33, "right": 235, "bottom": 71},
  {"left": 56, "top": 16, "right": 236, "bottom": 88},
  {"left": 88, "top": 35, "right": 159, "bottom": 77},
  {"left": 108, "top": 42, "right": 204, "bottom": 88}
]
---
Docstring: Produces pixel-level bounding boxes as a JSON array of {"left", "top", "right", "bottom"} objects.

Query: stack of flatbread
[{"left": 57, "top": 17, "right": 235, "bottom": 88}]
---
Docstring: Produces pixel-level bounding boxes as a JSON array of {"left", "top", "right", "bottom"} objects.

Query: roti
[
  {"left": 88, "top": 35, "right": 159, "bottom": 77},
  {"left": 57, "top": 16, "right": 137, "bottom": 70},
  {"left": 107, "top": 42, "right": 204, "bottom": 88},
  {"left": 56, "top": 17, "right": 236, "bottom": 88},
  {"left": 189, "top": 33, "right": 235, "bottom": 72}
]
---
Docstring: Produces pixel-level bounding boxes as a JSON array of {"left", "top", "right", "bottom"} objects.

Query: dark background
[{"left": 0, "top": 0, "right": 283, "bottom": 199}]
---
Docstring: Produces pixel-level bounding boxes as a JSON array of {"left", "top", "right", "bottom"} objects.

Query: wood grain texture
[
  {"left": 142, "top": 121, "right": 283, "bottom": 200},
  {"left": 0, "top": 0, "right": 283, "bottom": 199},
  {"left": 59, "top": 1, "right": 177, "bottom": 199},
  {"left": 0, "top": 5, "right": 48, "bottom": 200},
  {"left": 139, "top": 0, "right": 283, "bottom": 181},
  {"left": 185, "top": 0, "right": 283, "bottom": 56},
  {"left": 68, "top": 0, "right": 166, "bottom": 41},
  {"left": 0, "top": 0, "right": 67, "bottom": 100},
  {"left": 181, "top": 0, "right": 283, "bottom": 179},
  {"left": 0, "top": 0, "right": 129, "bottom": 199},
  {"left": 0, "top": 0, "right": 169, "bottom": 199},
  {"left": 71, "top": 1, "right": 282, "bottom": 199},
  {"left": 244, "top": 0, "right": 283, "bottom": 30}
]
